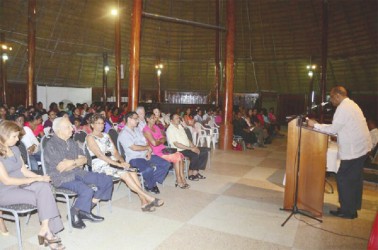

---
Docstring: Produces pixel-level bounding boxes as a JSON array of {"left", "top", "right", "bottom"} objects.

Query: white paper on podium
[{"left": 327, "top": 141, "right": 340, "bottom": 173}]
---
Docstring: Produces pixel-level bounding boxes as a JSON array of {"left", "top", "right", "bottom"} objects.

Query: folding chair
[{"left": 0, "top": 204, "right": 37, "bottom": 250}]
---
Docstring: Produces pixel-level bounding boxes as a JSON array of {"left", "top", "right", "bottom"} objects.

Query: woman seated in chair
[
  {"left": 0, "top": 121, "right": 65, "bottom": 249},
  {"left": 86, "top": 113, "right": 163, "bottom": 212},
  {"left": 143, "top": 112, "right": 189, "bottom": 189}
]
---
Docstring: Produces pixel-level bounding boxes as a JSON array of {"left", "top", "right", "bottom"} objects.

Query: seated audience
[
  {"left": 97, "top": 109, "right": 113, "bottom": 133},
  {"left": 81, "top": 113, "right": 93, "bottom": 134},
  {"left": 136, "top": 106, "right": 147, "bottom": 132},
  {"left": 214, "top": 109, "right": 222, "bottom": 125},
  {"left": 143, "top": 112, "right": 189, "bottom": 189},
  {"left": 0, "top": 121, "right": 65, "bottom": 249},
  {"left": 183, "top": 108, "right": 195, "bottom": 127},
  {"left": 166, "top": 113, "right": 208, "bottom": 181},
  {"left": 13, "top": 114, "right": 41, "bottom": 171},
  {"left": 117, "top": 115, "right": 127, "bottom": 132},
  {"left": 118, "top": 112, "right": 170, "bottom": 194},
  {"left": 69, "top": 107, "right": 82, "bottom": 125},
  {"left": 44, "top": 117, "right": 113, "bottom": 230},
  {"left": 0, "top": 106, "right": 7, "bottom": 122},
  {"left": 43, "top": 110, "right": 57, "bottom": 132},
  {"left": 248, "top": 108, "right": 268, "bottom": 147},
  {"left": 86, "top": 114, "right": 164, "bottom": 211},
  {"left": 194, "top": 109, "right": 204, "bottom": 124},
  {"left": 73, "top": 117, "right": 83, "bottom": 133},
  {"left": 25, "top": 112, "right": 45, "bottom": 138},
  {"left": 6, "top": 106, "right": 17, "bottom": 121},
  {"left": 152, "top": 107, "right": 168, "bottom": 132},
  {"left": 233, "top": 110, "right": 256, "bottom": 149}
]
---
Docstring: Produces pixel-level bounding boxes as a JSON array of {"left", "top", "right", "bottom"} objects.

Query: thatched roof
[{"left": 1, "top": 0, "right": 377, "bottom": 95}]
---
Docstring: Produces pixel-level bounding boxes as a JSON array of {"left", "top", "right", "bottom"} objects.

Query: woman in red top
[
  {"left": 25, "top": 113, "right": 45, "bottom": 138},
  {"left": 143, "top": 112, "right": 189, "bottom": 189}
]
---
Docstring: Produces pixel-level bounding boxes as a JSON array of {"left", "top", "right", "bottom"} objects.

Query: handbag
[{"left": 162, "top": 147, "right": 177, "bottom": 155}]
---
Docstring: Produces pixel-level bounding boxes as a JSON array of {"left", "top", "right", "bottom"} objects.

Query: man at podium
[{"left": 307, "top": 86, "right": 371, "bottom": 219}]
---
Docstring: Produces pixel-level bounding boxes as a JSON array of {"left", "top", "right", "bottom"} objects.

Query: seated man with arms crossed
[
  {"left": 44, "top": 117, "right": 113, "bottom": 229},
  {"left": 118, "top": 112, "right": 170, "bottom": 194}
]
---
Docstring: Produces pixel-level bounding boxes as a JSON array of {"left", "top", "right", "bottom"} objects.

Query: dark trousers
[
  {"left": 181, "top": 148, "right": 208, "bottom": 171},
  {"left": 336, "top": 154, "right": 368, "bottom": 215},
  {"left": 59, "top": 172, "right": 113, "bottom": 213},
  {"left": 129, "top": 155, "right": 170, "bottom": 189}
]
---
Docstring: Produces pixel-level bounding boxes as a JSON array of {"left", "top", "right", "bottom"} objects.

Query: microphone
[{"left": 311, "top": 101, "right": 330, "bottom": 109}]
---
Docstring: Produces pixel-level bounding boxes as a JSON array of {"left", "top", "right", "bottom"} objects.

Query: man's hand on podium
[{"left": 306, "top": 118, "right": 318, "bottom": 127}]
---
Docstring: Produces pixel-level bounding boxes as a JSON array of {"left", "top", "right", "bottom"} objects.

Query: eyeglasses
[{"left": 94, "top": 122, "right": 105, "bottom": 125}]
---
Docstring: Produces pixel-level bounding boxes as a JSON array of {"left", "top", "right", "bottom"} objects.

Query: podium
[{"left": 283, "top": 118, "right": 329, "bottom": 217}]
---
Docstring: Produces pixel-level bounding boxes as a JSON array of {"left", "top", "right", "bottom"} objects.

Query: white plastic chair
[
  {"left": 207, "top": 117, "right": 220, "bottom": 149},
  {"left": 194, "top": 122, "right": 212, "bottom": 148}
]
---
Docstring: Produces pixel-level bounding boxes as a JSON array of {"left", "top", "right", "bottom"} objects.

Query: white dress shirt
[{"left": 314, "top": 98, "right": 371, "bottom": 160}]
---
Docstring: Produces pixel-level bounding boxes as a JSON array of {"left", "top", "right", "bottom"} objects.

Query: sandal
[
  {"left": 175, "top": 182, "right": 190, "bottom": 189},
  {"left": 188, "top": 175, "right": 199, "bottom": 181},
  {"left": 196, "top": 173, "right": 206, "bottom": 179},
  {"left": 152, "top": 198, "right": 164, "bottom": 207},
  {"left": 38, "top": 234, "right": 65, "bottom": 249},
  {"left": 141, "top": 202, "right": 156, "bottom": 212}
]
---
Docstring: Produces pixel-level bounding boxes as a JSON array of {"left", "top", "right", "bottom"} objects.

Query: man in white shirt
[
  {"left": 308, "top": 86, "right": 371, "bottom": 219},
  {"left": 166, "top": 113, "right": 208, "bottom": 181}
]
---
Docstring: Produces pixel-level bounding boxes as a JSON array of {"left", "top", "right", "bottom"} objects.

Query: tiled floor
[{"left": 1, "top": 135, "right": 377, "bottom": 249}]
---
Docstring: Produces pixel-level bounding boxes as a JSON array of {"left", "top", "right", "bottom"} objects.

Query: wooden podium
[{"left": 283, "top": 118, "right": 328, "bottom": 217}]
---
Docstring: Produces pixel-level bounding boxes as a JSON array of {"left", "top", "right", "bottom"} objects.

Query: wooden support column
[
  {"left": 214, "top": 0, "right": 220, "bottom": 106},
  {"left": 0, "top": 33, "right": 6, "bottom": 105},
  {"left": 219, "top": 0, "right": 235, "bottom": 150},
  {"left": 320, "top": 0, "right": 329, "bottom": 123},
  {"left": 115, "top": 9, "right": 121, "bottom": 108},
  {"left": 27, "top": 0, "right": 36, "bottom": 106},
  {"left": 103, "top": 52, "right": 108, "bottom": 107},
  {"left": 128, "top": 0, "right": 142, "bottom": 111}
]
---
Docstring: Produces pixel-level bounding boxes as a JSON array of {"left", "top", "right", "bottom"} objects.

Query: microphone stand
[{"left": 280, "top": 114, "right": 323, "bottom": 227}]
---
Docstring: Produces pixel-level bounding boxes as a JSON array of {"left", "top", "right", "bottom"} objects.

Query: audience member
[
  {"left": 44, "top": 117, "right": 113, "bottom": 229},
  {"left": 166, "top": 113, "right": 208, "bottom": 181},
  {"left": 183, "top": 108, "right": 194, "bottom": 127},
  {"left": 25, "top": 112, "right": 45, "bottom": 138},
  {"left": 136, "top": 106, "right": 147, "bottom": 132},
  {"left": 118, "top": 112, "right": 170, "bottom": 194},
  {"left": 43, "top": 110, "right": 57, "bottom": 131},
  {"left": 0, "top": 121, "right": 65, "bottom": 249},
  {"left": 233, "top": 110, "right": 256, "bottom": 149},
  {"left": 86, "top": 114, "right": 164, "bottom": 211},
  {"left": 144, "top": 112, "right": 189, "bottom": 189}
]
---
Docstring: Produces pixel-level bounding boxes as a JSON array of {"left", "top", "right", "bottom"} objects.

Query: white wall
[{"left": 37, "top": 85, "right": 92, "bottom": 109}]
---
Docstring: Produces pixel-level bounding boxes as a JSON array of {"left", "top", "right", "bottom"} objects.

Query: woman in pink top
[{"left": 143, "top": 112, "right": 189, "bottom": 189}]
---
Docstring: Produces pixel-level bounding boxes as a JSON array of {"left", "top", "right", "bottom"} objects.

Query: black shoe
[
  {"left": 145, "top": 186, "right": 160, "bottom": 194},
  {"left": 152, "top": 186, "right": 160, "bottom": 194},
  {"left": 78, "top": 210, "right": 104, "bottom": 223},
  {"left": 188, "top": 175, "right": 199, "bottom": 181},
  {"left": 71, "top": 213, "right": 86, "bottom": 229},
  {"left": 330, "top": 210, "right": 357, "bottom": 219}
]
